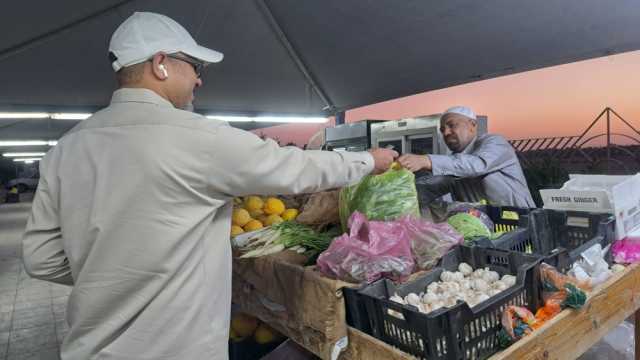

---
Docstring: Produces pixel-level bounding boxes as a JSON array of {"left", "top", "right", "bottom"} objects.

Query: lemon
[
  {"left": 263, "top": 197, "right": 286, "bottom": 215},
  {"left": 231, "top": 313, "right": 258, "bottom": 337},
  {"left": 281, "top": 209, "right": 299, "bottom": 221},
  {"left": 243, "top": 219, "right": 264, "bottom": 232},
  {"left": 229, "top": 327, "right": 245, "bottom": 342},
  {"left": 232, "top": 208, "right": 252, "bottom": 227},
  {"left": 244, "top": 196, "right": 264, "bottom": 212},
  {"left": 230, "top": 225, "right": 244, "bottom": 237},
  {"left": 264, "top": 214, "right": 284, "bottom": 226},
  {"left": 248, "top": 208, "right": 265, "bottom": 218},
  {"left": 254, "top": 323, "right": 279, "bottom": 344}
]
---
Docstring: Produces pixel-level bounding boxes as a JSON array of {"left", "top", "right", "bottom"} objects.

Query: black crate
[
  {"left": 487, "top": 209, "right": 615, "bottom": 272},
  {"left": 343, "top": 285, "right": 372, "bottom": 334},
  {"left": 466, "top": 205, "right": 534, "bottom": 248},
  {"left": 359, "top": 246, "right": 540, "bottom": 360},
  {"left": 480, "top": 205, "right": 533, "bottom": 234}
]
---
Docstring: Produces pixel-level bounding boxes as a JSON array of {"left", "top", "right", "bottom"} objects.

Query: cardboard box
[
  {"left": 232, "top": 251, "right": 355, "bottom": 360},
  {"left": 540, "top": 174, "right": 640, "bottom": 239}
]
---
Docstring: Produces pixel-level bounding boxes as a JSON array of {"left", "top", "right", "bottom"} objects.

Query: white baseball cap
[
  {"left": 108, "top": 12, "right": 224, "bottom": 72},
  {"left": 442, "top": 106, "right": 477, "bottom": 121}
]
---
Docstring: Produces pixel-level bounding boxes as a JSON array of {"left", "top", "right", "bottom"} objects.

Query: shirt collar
[
  {"left": 110, "top": 88, "right": 175, "bottom": 109},
  {"left": 459, "top": 136, "right": 479, "bottom": 154}
]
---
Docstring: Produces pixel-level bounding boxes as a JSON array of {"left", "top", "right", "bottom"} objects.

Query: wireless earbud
[{"left": 158, "top": 64, "right": 168, "bottom": 78}]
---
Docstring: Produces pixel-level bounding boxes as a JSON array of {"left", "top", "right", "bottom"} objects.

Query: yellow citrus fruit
[
  {"left": 254, "top": 323, "right": 279, "bottom": 344},
  {"left": 232, "top": 208, "right": 252, "bottom": 227},
  {"left": 231, "top": 313, "right": 258, "bottom": 337},
  {"left": 264, "top": 214, "right": 284, "bottom": 226},
  {"left": 263, "top": 197, "right": 286, "bottom": 215},
  {"left": 281, "top": 209, "right": 299, "bottom": 221},
  {"left": 243, "top": 219, "right": 264, "bottom": 232},
  {"left": 244, "top": 196, "right": 264, "bottom": 212},
  {"left": 230, "top": 225, "right": 244, "bottom": 237},
  {"left": 248, "top": 208, "right": 264, "bottom": 218},
  {"left": 233, "top": 197, "right": 244, "bottom": 206}
]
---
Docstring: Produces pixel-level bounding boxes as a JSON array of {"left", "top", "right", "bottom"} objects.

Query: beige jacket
[{"left": 22, "top": 88, "right": 373, "bottom": 360}]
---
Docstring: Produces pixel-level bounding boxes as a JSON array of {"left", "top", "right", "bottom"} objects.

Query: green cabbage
[
  {"left": 339, "top": 168, "right": 420, "bottom": 231},
  {"left": 447, "top": 213, "right": 491, "bottom": 242}
]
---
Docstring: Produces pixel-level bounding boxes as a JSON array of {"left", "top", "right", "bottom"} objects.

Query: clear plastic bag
[
  {"left": 339, "top": 167, "right": 419, "bottom": 231},
  {"left": 401, "top": 217, "right": 463, "bottom": 270},
  {"left": 446, "top": 202, "right": 495, "bottom": 230},
  {"left": 316, "top": 211, "right": 415, "bottom": 283}
]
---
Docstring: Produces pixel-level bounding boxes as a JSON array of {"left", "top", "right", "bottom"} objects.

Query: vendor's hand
[
  {"left": 398, "top": 154, "right": 432, "bottom": 172},
  {"left": 368, "top": 148, "right": 399, "bottom": 174}
]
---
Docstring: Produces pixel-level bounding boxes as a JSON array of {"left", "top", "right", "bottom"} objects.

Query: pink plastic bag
[
  {"left": 317, "top": 211, "right": 415, "bottom": 283},
  {"left": 612, "top": 237, "right": 640, "bottom": 264},
  {"left": 401, "top": 217, "right": 463, "bottom": 270}
]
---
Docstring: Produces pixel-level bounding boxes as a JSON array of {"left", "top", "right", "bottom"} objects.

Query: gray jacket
[{"left": 429, "top": 134, "right": 535, "bottom": 208}]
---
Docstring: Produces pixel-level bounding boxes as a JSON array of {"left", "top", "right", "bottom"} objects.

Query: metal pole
[{"left": 606, "top": 108, "right": 611, "bottom": 173}]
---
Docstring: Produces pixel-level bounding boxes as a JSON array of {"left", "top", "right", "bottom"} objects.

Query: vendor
[{"left": 398, "top": 106, "right": 535, "bottom": 208}]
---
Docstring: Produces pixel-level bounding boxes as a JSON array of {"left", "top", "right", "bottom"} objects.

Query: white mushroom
[
  {"left": 390, "top": 294, "right": 406, "bottom": 305},
  {"left": 459, "top": 279, "right": 472, "bottom": 290},
  {"left": 442, "top": 281, "right": 461, "bottom": 293},
  {"left": 440, "top": 271, "right": 456, "bottom": 282},
  {"left": 452, "top": 272, "right": 465, "bottom": 282},
  {"left": 458, "top": 262, "right": 473, "bottom": 276},
  {"left": 405, "top": 293, "right": 421, "bottom": 307},
  {"left": 422, "top": 292, "right": 438, "bottom": 304},
  {"left": 501, "top": 275, "right": 517, "bottom": 287},
  {"left": 471, "top": 278, "right": 489, "bottom": 292},
  {"left": 483, "top": 270, "right": 500, "bottom": 283},
  {"left": 471, "top": 268, "right": 485, "bottom": 279},
  {"left": 489, "top": 288, "right": 502, "bottom": 296},
  {"left": 476, "top": 293, "right": 490, "bottom": 304},
  {"left": 444, "top": 297, "right": 458, "bottom": 308},
  {"left": 418, "top": 303, "right": 431, "bottom": 314},
  {"left": 491, "top": 280, "right": 508, "bottom": 291},
  {"left": 427, "top": 282, "right": 443, "bottom": 294}
]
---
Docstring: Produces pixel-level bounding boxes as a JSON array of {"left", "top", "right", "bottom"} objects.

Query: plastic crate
[
  {"left": 359, "top": 246, "right": 540, "bottom": 360},
  {"left": 479, "top": 205, "right": 533, "bottom": 234},
  {"left": 486, "top": 209, "right": 615, "bottom": 272},
  {"left": 343, "top": 285, "right": 372, "bottom": 334},
  {"left": 469, "top": 205, "right": 534, "bottom": 248}
]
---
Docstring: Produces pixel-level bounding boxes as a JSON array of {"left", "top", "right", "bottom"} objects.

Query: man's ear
[{"left": 150, "top": 52, "right": 168, "bottom": 80}]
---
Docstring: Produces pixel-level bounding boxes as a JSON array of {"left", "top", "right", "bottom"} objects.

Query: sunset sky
[{"left": 255, "top": 50, "right": 640, "bottom": 148}]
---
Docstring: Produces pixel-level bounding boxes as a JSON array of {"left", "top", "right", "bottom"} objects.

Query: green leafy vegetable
[
  {"left": 447, "top": 213, "right": 491, "bottom": 243},
  {"left": 339, "top": 167, "right": 419, "bottom": 231}
]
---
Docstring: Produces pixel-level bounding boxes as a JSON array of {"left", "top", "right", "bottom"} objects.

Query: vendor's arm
[
  {"left": 22, "top": 164, "right": 74, "bottom": 285},
  {"left": 209, "top": 125, "right": 397, "bottom": 196},
  {"left": 429, "top": 135, "right": 518, "bottom": 178}
]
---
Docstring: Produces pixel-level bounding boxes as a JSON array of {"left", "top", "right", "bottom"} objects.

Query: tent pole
[
  {"left": 0, "top": 0, "right": 135, "bottom": 62},
  {"left": 255, "top": 0, "right": 336, "bottom": 114}
]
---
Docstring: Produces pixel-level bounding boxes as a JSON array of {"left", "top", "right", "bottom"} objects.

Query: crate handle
[{"left": 501, "top": 210, "right": 520, "bottom": 221}]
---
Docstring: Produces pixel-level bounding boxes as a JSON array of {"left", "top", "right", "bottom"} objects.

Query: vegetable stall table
[{"left": 340, "top": 262, "right": 640, "bottom": 360}]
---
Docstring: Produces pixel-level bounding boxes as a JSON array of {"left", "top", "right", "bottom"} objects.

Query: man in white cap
[
  {"left": 21, "top": 12, "right": 397, "bottom": 360},
  {"left": 398, "top": 106, "right": 534, "bottom": 207}
]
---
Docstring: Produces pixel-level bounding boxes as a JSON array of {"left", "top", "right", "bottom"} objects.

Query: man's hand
[
  {"left": 368, "top": 148, "right": 399, "bottom": 174},
  {"left": 398, "top": 154, "right": 432, "bottom": 172}
]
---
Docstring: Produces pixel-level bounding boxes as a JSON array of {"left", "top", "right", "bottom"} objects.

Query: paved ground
[
  {"left": 0, "top": 199, "right": 70, "bottom": 360},
  {"left": 0, "top": 196, "right": 633, "bottom": 359}
]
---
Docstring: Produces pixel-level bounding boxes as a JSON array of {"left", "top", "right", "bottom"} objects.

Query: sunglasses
[{"left": 167, "top": 53, "right": 205, "bottom": 78}]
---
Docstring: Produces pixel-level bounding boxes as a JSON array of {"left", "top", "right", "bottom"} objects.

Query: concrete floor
[
  {"left": 0, "top": 196, "right": 633, "bottom": 359},
  {"left": 0, "top": 199, "right": 70, "bottom": 360}
]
